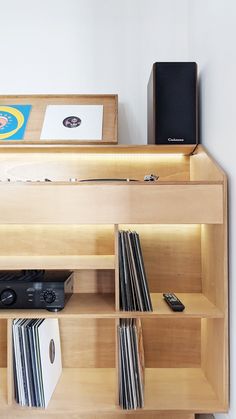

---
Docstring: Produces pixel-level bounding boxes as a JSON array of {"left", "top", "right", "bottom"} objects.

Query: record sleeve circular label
[
  {"left": 49, "top": 339, "right": 55, "bottom": 364},
  {"left": 63, "top": 116, "right": 81, "bottom": 128}
]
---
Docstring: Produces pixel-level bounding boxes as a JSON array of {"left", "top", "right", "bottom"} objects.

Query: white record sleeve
[
  {"left": 37, "top": 318, "right": 62, "bottom": 408},
  {"left": 40, "top": 105, "right": 103, "bottom": 140}
]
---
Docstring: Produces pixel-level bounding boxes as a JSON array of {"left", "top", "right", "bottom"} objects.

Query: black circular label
[
  {"left": 49, "top": 339, "right": 55, "bottom": 364},
  {"left": 63, "top": 116, "right": 81, "bottom": 128}
]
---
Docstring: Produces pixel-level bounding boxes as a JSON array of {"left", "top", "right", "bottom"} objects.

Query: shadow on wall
[{"left": 196, "top": 415, "right": 215, "bottom": 419}]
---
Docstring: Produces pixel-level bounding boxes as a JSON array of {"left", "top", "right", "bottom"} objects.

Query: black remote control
[{"left": 163, "top": 293, "right": 185, "bottom": 312}]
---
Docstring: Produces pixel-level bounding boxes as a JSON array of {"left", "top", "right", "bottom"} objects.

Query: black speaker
[{"left": 147, "top": 62, "right": 198, "bottom": 145}]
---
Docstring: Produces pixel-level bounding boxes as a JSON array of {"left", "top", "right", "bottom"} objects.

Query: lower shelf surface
[
  {"left": 144, "top": 368, "right": 223, "bottom": 412},
  {"left": 1, "top": 367, "right": 226, "bottom": 416}
]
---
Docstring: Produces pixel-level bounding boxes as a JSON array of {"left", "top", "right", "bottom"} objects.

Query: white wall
[
  {"left": 187, "top": 1, "right": 236, "bottom": 418},
  {"left": 0, "top": 0, "right": 188, "bottom": 144}
]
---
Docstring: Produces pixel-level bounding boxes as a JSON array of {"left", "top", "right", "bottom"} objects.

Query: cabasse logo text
[{"left": 168, "top": 138, "right": 184, "bottom": 142}]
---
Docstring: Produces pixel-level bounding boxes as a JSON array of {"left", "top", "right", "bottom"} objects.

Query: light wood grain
[
  {"left": 0, "top": 150, "right": 190, "bottom": 182},
  {"left": 190, "top": 145, "right": 225, "bottom": 181},
  {"left": 73, "top": 270, "right": 115, "bottom": 294},
  {"left": 199, "top": 156, "right": 228, "bottom": 409},
  {"left": 149, "top": 293, "right": 223, "bottom": 318},
  {"left": 0, "top": 143, "right": 195, "bottom": 154},
  {"left": 0, "top": 143, "right": 228, "bottom": 417},
  {"left": 7, "top": 319, "right": 13, "bottom": 406},
  {"left": 0, "top": 255, "right": 115, "bottom": 270},
  {"left": 74, "top": 269, "right": 115, "bottom": 294},
  {"left": 59, "top": 319, "right": 115, "bottom": 368},
  {"left": 0, "top": 224, "right": 114, "bottom": 256},
  {"left": 115, "top": 318, "right": 119, "bottom": 406},
  {"left": 0, "top": 320, "right": 7, "bottom": 367},
  {"left": 0, "top": 95, "right": 118, "bottom": 144},
  {"left": 21, "top": 368, "right": 116, "bottom": 413},
  {"left": 114, "top": 225, "right": 119, "bottom": 310},
  {"left": 0, "top": 411, "right": 195, "bottom": 419},
  {"left": 144, "top": 368, "right": 224, "bottom": 412},
  {"left": 120, "top": 224, "right": 201, "bottom": 293},
  {"left": 117, "top": 293, "right": 222, "bottom": 319},
  {"left": 0, "top": 183, "right": 223, "bottom": 224},
  {"left": 201, "top": 225, "right": 226, "bottom": 311},
  {"left": 2, "top": 368, "right": 224, "bottom": 414},
  {"left": 201, "top": 318, "right": 228, "bottom": 410},
  {"left": 0, "top": 293, "right": 223, "bottom": 320},
  {"left": 0, "top": 368, "right": 7, "bottom": 408},
  {"left": 142, "top": 319, "right": 200, "bottom": 367}
]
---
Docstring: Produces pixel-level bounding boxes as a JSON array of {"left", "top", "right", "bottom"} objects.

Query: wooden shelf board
[
  {"left": 0, "top": 180, "right": 223, "bottom": 185},
  {"left": 0, "top": 255, "right": 115, "bottom": 270},
  {"left": 0, "top": 293, "right": 115, "bottom": 319},
  {"left": 0, "top": 293, "right": 223, "bottom": 319},
  {"left": 4, "top": 368, "right": 225, "bottom": 415},
  {"left": 0, "top": 368, "right": 7, "bottom": 408},
  {"left": 144, "top": 368, "right": 225, "bottom": 413},
  {"left": 119, "top": 293, "right": 223, "bottom": 319},
  {"left": 0, "top": 183, "right": 223, "bottom": 224},
  {"left": 0, "top": 143, "right": 196, "bottom": 155},
  {"left": 9, "top": 368, "right": 117, "bottom": 415},
  {"left": 152, "top": 293, "right": 223, "bottom": 318}
]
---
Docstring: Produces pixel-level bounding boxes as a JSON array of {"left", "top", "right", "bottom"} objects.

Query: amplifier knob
[
  {"left": 0, "top": 289, "right": 17, "bottom": 306},
  {"left": 43, "top": 290, "right": 56, "bottom": 304}
]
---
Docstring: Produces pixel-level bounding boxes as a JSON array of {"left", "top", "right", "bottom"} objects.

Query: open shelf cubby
[{"left": 0, "top": 139, "right": 228, "bottom": 419}]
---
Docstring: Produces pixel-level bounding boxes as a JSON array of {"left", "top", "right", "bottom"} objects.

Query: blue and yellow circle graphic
[{"left": 0, "top": 106, "right": 24, "bottom": 140}]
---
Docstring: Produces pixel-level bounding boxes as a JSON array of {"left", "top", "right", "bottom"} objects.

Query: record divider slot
[
  {"left": 114, "top": 224, "right": 120, "bottom": 311},
  {"left": 114, "top": 224, "right": 120, "bottom": 405},
  {"left": 7, "top": 318, "right": 13, "bottom": 406},
  {"left": 115, "top": 318, "right": 119, "bottom": 406}
]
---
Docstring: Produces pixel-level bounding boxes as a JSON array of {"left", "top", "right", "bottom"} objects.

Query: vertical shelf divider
[
  {"left": 7, "top": 318, "right": 13, "bottom": 406},
  {"left": 114, "top": 224, "right": 120, "bottom": 312},
  {"left": 114, "top": 224, "right": 120, "bottom": 405}
]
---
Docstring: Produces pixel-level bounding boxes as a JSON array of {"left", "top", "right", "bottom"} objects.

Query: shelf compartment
[
  {"left": 117, "top": 293, "right": 223, "bottom": 319},
  {"left": 0, "top": 182, "right": 223, "bottom": 224},
  {"left": 6, "top": 368, "right": 225, "bottom": 414},
  {"left": 0, "top": 293, "right": 222, "bottom": 319},
  {"left": 144, "top": 368, "right": 225, "bottom": 412},
  {"left": 0, "top": 294, "right": 115, "bottom": 319},
  {"left": 0, "top": 255, "right": 115, "bottom": 270},
  {"left": 9, "top": 368, "right": 116, "bottom": 414}
]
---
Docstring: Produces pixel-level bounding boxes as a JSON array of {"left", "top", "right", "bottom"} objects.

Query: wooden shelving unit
[
  {"left": 0, "top": 120, "right": 228, "bottom": 419},
  {"left": 0, "top": 293, "right": 223, "bottom": 320}
]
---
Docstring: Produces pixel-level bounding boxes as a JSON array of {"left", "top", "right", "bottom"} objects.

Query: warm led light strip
[{"left": 0, "top": 152, "right": 185, "bottom": 160}]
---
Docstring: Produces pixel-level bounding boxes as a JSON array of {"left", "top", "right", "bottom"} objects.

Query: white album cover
[
  {"left": 40, "top": 105, "right": 103, "bottom": 140},
  {"left": 38, "top": 318, "right": 62, "bottom": 408}
]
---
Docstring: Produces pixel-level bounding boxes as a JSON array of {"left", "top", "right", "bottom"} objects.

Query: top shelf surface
[{"left": 0, "top": 142, "right": 225, "bottom": 224}]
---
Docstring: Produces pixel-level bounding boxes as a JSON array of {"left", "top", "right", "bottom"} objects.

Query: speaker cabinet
[{"left": 148, "top": 62, "right": 198, "bottom": 145}]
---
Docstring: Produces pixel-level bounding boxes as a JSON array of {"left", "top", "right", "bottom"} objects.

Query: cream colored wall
[{"left": 0, "top": 0, "right": 189, "bottom": 145}]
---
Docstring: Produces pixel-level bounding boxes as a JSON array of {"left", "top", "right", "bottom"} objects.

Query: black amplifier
[{"left": 0, "top": 270, "right": 73, "bottom": 312}]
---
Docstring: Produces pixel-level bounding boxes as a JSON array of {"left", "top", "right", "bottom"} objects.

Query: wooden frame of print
[{"left": 0, "top": 95, "right": 118, "bottom": 145}]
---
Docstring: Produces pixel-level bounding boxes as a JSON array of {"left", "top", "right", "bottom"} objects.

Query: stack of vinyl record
[
  {"left": 12, "top": 318, "right": 62, "bottom": 408},
  {"left": 119, "top": 230, "right": 153, "bottom": 311},
  {"left": 118, "top": 318, "right": 144, "bottom": 410}
]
